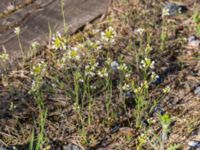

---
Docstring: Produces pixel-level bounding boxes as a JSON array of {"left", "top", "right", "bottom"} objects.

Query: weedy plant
[
  {"left": 159, "top": 113, "right": 173, "bottom": 150},
  {"left": 136, "top": 112, "right": 175, "bottom": 150},
  {"left": 14, "top": 27, "right": 25, "bottom": 69},
  {"left": 132, "top": 43, "right": 158, "bottom": 128},
  {"left": 160, "top": 10, "right": 169, "bottom": 51},
  {"left": 60, "top": 0, "right": 68, "bottom": 34},
  {"left": 0, "top": 0, "right": 184, "bottom": 149},
  {"left": 0, "top": 47, "right": 9, "bottom": 71},
  {"left": 192, "top": 11, "right": 200, "bottom": 36},
  {"left": 28, "top": 61, "right": 48, "bottom": 149}
]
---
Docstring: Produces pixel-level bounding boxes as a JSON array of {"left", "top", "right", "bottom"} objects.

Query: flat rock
[{"left": 0, "top": 0, "right": 109, "bottom": 61}]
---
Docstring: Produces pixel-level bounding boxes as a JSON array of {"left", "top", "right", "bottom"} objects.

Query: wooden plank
[{"left": 0, "top": 0, "right": 109, "bottom": 61}]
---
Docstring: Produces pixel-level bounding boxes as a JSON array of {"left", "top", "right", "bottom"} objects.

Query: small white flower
[
  {"left": 14, "top": 27, "right": 20, "bottom": 35},
  {"left": 73, "top": 103, "right": 80, "bottom": 111},
  {"left": 90, "top": 85, "right": 97, "bottom": 90},
  {"left": 134, "top": 87, "right": 142, "bottom": 94},
  {"left": 150, "top": 61, "right": 155, "bottom": 69},
  {"left": 135, "top": 28, "right": 145, "bottom": 35},
  {"left": 122, "top": 83, "right": 131, "bottom": 91},
  {"left": 31, "top": 41, "right": 40, "bottom": 50},
  {"left": 85, "top": 62, "right": 98, "bottom": 77},
  {"left": 162, "top": 8, "right": 170, "bottom": 17},
  {"left": 98, "top": 68, "right": 108, "bottom": 78},
  {"left": 141, "top": 80, "right": 149, "bottom": 89},
  {"left": 163, "top": 86, "right": 170, "bottom": 94},
  {"left": 125, "top": 73, "right": 131, "bottom": 78},
  {"left": 79, "top": 79, "right": 84, "bottom": 83},
  {"left": 151, "top": 72, "right": 159, "bottom": 81},
  {"left": 140, "top": 58, "right": 155, "bottom": 70},
  {"left": 0, "top": 51, "right": 9, "bottom": 62},
  {"left": 118, "top": 63, "right": 128, "bottom": 72}
]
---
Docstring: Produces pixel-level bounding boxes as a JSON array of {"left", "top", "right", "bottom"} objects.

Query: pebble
[
  {"left": 6, "top": 4, "right": 15, "bottom": 11},
  {"left": 153, "top": 75, "right": 163, "bottom": 85},
  {"left": 110, "top": 61, "right": 119, "bottom": 72},
  {"left": 163, "top": 2, "right": 187, "bottom": 16},
  {"left": 188, "top": 36, "right": 200, "bottom": 48},
  {"left": 188, "top": 140, "right": 200, "bottom": 149},
  {"left": 111, "top": 125, "right": 120, "bottom": 133},
  {"left": 0, "top": 147, "right": 11, "bottom": 150},
  {"left": 154, "top": 105, "right": 165, "bottom": 115},
  {"left": 63, "top": 144, "right": 81, "bottom": 150},
  {"left": 194, "top": 86, "right": 200, "bottom": 96}
]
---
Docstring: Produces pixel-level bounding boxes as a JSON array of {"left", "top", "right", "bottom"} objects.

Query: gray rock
[
  {"left": 194, "top": 86, "right": 200, "bottom": 96},
  {"left": 188, "top": 36, "right": 200, "bottom": 48},
  {"left": 163, "top": 2, "right": 187, "bottom": 16},
  {"left": 110, "top": 61, "right": 119, "bottom": 72},
  {"left": 0, "top": 146, "right": 10, "bottom": 150},
  {"left": 63, "top": 144, "right": 81, "bottom": 150},
  {"left": 188, "top": 140, "right": 200, "bottom": 149}
]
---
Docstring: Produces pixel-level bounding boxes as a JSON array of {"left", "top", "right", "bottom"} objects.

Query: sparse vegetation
[{"left": 0, "top": 0, "right": 200, "bottom": 150}]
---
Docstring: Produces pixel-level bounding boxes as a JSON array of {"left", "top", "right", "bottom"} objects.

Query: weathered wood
[{"left": 0, "top": 0, "right": 109, "bottom": 61}]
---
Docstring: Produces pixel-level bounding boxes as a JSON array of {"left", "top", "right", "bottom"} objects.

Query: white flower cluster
[
  {"left": 140, "top": 58, "right": 155, "bottom": 70},
  {"left": 85, "top": 62, "right": 98, "bottom": 77},
  {"left": 66, "top": 47, "right": 80, "bottom": 61},
  {"left": 162, "top": 8, "right": 171, "bottom": 17},
  {"left": 118, "top": 63, "right": 128, "bottom": 72},
  {"left": 56, "top": 55, "right": 67, "bottom": 69},
  {"left": 56, "top": 46, "right": 81, "bottom": 68},
  {"left": 135, "top": 28, "right": 145, "bottom": 35},
  {"left": 31, "top": 41, "right": 40, "bottom": 50},
  {"left": 84, "top": 39, "right": 102, "bottom": 51},
  {"left": 51, "top": 32, "right": 66, "bottom": 50},
  {"left": 14, "top": 27, "right": 20, "bottom": 35},
  {"left": 122, "top": 83, "right": 131, "bottom": 91},
  {"left": 151, "top": 72, "right": 159, "bottom": 81},
  {"left": 31, "top": 61, "right": 47, "bottom": 76},
  {"left": 134, "top": 80, "right": 149, "bottom": 94},
  {"left": 101, "top": 27, "right": 117, "bottom": 43},
  {"left": 30, "top": 61, "right": 47, "bottom": 92},
  {"left": 0, "top": 51, "right": 9, "bottom": 62},
  {"left": 98, "top": 67, "right": 108, "bottom": 78},
  {"left": 163, "top": 86, "right": 170, "bottom": 94}
]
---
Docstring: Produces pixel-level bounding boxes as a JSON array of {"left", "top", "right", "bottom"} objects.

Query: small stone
[
  {"left": 194, "top": 86, "right": 200, "bottom": 96},
  {"left": 0, "top": 147, "right": 10, "bottom": 150},
  {"left": 188, "top": 36, "right": 200, "bottom": 48},
  {"left": 125, "top": 91, "right": 134, "bottom": 99},
  {"left": 6, "top": 3, "right": 15, "bottom": 11},
  {"left": 188, "top": 140, "right": 200, "bottom": 149},
  {"left": 110, "top": 61, "right": 119, "bottom": 72},
  {"left": 153, "top": 75, "right": 163, "bottom": 85},
  {"left": 163, "top": 2, "right": 187, "bottom": 16},
  {"left": 111, "top": 125, "right": 120, "bottom": 133},
  {"left": 63, "top": 144, "right": 81, "bottom": 150},
  {"left": 141, "top": 118, "right": 149, "bottom": 127},
  {"left": 154, "top": 105, "right": 165, "bottom": 115}
]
